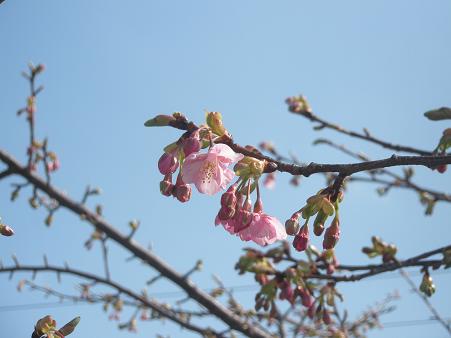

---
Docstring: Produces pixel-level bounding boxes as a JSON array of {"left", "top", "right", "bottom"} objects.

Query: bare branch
[
  {"left": 0, "top": 149, "right": 272, "bottom": 338},
  {"left": 0, "top": 264, "right": 225, "bottom": 338}
]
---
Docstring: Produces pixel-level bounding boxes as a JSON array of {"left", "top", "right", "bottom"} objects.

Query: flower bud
[
  {"left": 58, "top": 316, "right": 80, "bottom": 336},
  {"left": 278, "top": 280, "right": 294, "bottom": 304},
  {"left": 285, "top": 212, "right": 301, "bottom": 236},
  {"left": 0, "top": 224, "right": 14, "bottom": 236},
  {"left": 35, "top": 64, "right": 45, "bottom": 74},
  {"left": 206, "top": 111, "right": 226, "bottom": 136},
  {"left": 159, "top": 174, "right": 174, "bottom": 197},
  {"left": 158, "top": 152, "right": 178, "bottom": 175},
  {"left": 220, "top": 184, "right": 237, "bottom": 208},
  {"left": 173, "top": 175, "right": 191, "bottom": 203},
  {"left": 436, "top": 164, "right": 447, "bottom": 173},
  {"left": 144, "top": 114, "right": 175, "bottom": 127},
  {"left": 323, "top": 217, "right": 340, "bottom": 250},
  {"left": 419, "top": 273, "right": 436, "bottom": 297},
  {"left": 313, "top": 211, "right": 327, "bottom": 236},
  {"left": 27, "top": 96, "right": 36, "bottom": 115},
  {"left": 183, "top": 133, "right": 201, "bottom": 156},
  {"left": 218, "top": 206, "right": 235, "bottom": 220},
  {"left": 300, "top": 289, "right": 314, "bottom": 308},
  {"left": 292, "top": 224, "right": 309, "bottom": 252},
  {"left": 322, "top": 310, "right": 332, "bottom": 325},
  {"left": 35, "top": 315, "right": 57, "bottom": 336},
  {"left": 234, "top": 199, "right": 253, "bottom": 232}
]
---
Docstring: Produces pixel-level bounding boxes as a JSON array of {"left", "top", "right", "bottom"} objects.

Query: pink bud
[
  {"left": 323, "top": 218, "right": 340, "bottom": 250},
  {"left": 285, "top": 212, "right": 301, "bottom": 236},
  {"left": 437, "top": 164, "right": 447, "bottom": 173},
  {"left": 173, "top": 175, "right": 191, "bottom": 203},
  {"left": 182, "top": 133, "right": 201, "bottom": 156},
  {"left": 279, "top": 280, "right": 294, "bottom": 304},
  {"left": 218, "top": 206, "right": 235, "bottom": 220},
  {"left": 322, "top": 310, "right": 332, "bottom": 325},
  {"left": 0, "top": 225, "right": 14, "bottom": 237},
  {"left": 158, "top": 153, "right": 179, "bottom": 175},
  {"left": 220, "top": 184, "right": 237, "bottom": 208},
  {"left": 47, "top": 159, "right": 60, "bottom": 172},
  {"left": 174, "top": 184, "right": 191, "bottom": 203},
  {"left": 159, "top": 174, "right": 174, "bottom": 197},
  {"left": 234, "top": 199, "right": 253, "bottom": 232},
  {"left": 292, "top": 224, "right": 309, "bottom": 252},
  {"left": 299, "top": 288, "right": 313, "bottom": 308}
]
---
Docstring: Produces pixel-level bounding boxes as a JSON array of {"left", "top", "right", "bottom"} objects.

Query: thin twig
[{"left": 399, "top": 268, "right": 451, "bottom": 335}]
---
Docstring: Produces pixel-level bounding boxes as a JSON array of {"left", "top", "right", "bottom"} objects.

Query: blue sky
[{"left": 1, "top": 1, "right": 450, "bottom": 337}]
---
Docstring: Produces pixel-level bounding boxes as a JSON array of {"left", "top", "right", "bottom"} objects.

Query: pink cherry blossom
[
  {"left": 238, "top": 212, "right": 287, "bottom": 246},
  {"left": 182, "top": 144, "right": 243, "bottom": 195}
]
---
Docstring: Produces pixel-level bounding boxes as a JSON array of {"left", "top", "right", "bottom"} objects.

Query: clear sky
[{"left": 1, "top": 1, "right": 450, "bottom": 337}]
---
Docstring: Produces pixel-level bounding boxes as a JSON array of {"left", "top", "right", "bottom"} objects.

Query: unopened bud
[
  {"left": 174, "top": 184, "right": 191, "bottom": 203},
  {"left": 144, "top": 114, "right": 175, "bottom": 127},
  {"left": 419, "top": 273, "right": 436, "bottom": 297},
  {"left": 220, "top": 184, "right": 237, "bottom": 208},
  {"left": 285, "top": 216, "right": 300, "bottom": 236},
  {"left": 206, "top": 111, "right": 226, "bottom": 136},
  {"left": 299, "top": 288, "right": 313, "bottom": 308},
  {"left": 0, "top": 224, "right": 14, "bottom": 236},
  {"left": 58, "top": 316, "right": 80, "bottom": 336},
  {"left": 292, "top": 224, "right": 309, "bottom": 252},
  {"left": 313, "top": 210, "right": 327, "bottom": 236},
  {"left": 182, "top": 133, "right": 201, "bottom": 156},
  {"left": 158, "top": 152, "right": 178, "bottom": 175},
  {"left": 436, "top": 164, "right": 447, "bottom": 173},
  {"left": 323, "top": 217, "right": 340, "bottom": 250},
  {"left": 35, "top": 315, "right": 57, "bottom": 336},
  {"left": 159, "top": 174, "right": 174, "bottom": 197},
  {"left": 218, "top": 206, "right": 235, "bottom": 220},
  {"left": 29, "top": 197, "right": 39, "bottom": 209},
  {"left": 322, "top": 310, "right": 332, "bottom": 325},
  {"left": 45, "top": 214, "right": 53, "bottom": 227}
]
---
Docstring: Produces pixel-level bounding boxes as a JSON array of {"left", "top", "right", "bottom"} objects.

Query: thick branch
[
  {"left": 166, "top": 120, "right": 451, "bottom": 177},
  {"left": 0, "top": 168, "right": 13, "bottom": 180},
  {"left": 0, "top": 265, "right": 222, "bottom": 337},
  {"left": 0, "top": 149, "right": 271, "bottom": 338}
]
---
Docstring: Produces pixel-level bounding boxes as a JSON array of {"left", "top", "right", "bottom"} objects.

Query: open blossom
[
  {"left": 238, "top": 211, "right": 287, "bottom": 246},
  {"left": 182, "top": 144, "right": 243, "bottom": 195}
]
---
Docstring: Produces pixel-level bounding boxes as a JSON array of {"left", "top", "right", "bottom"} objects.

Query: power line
[
  {"left": 382, "top": 317, "right": 451, "bottom": 329},
  {"left": 0, "top": 301, "right": 449, "bottom": 330}
]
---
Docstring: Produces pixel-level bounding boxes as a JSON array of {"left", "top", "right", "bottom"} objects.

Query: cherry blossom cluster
[
  {"left": 235, "top": 244, "right": 344, "bottom": 333},
  {"left": 285, "top": 189, "right": 344, "bottom": 253},
  {"left": 146, "top": 112, "right": 287, "bottom": 246}
]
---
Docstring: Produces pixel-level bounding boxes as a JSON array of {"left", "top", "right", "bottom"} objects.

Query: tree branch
[
  {"left": 0, "top": 149, "right": 271, "bottom": 338},
  {"left": 290, "top": 109, "right": 432, "bottom": 156},
  {"left": 165, "top": 119, "right": 451, "bottom": 177},
  {"left": 0, "top": 264, "right": 224, "bottom": 337}
]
